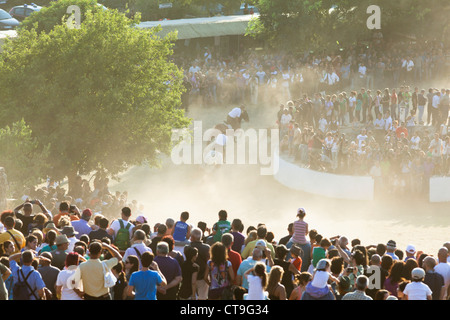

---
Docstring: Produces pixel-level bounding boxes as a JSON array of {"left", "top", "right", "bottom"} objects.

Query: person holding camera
[{"left": 14, "top": 199, "right": 52, "bottom": 237}]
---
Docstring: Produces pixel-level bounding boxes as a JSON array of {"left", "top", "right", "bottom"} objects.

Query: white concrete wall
[
  {"left": 429, "top": 177, "right": 450, "bottom": 203},
  {"left": 274, "top": 157, "right": 374, "bottom": 200}
]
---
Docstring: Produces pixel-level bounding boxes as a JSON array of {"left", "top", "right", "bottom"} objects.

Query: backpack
[
  {"left": 13, "top": 269, "right": 39, "bottom": 300},
  {"left": 114, "top": 220, "right": 131, "bottom": 251}
]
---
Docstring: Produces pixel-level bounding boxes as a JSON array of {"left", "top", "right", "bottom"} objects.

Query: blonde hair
[
  {"left": 266, "top": 265, "right": 284, "bottom": 295},
  {"left": 58, "top": 216, "right": 71, "bottom": 229}
]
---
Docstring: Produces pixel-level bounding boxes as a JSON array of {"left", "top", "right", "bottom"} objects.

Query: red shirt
[
  {"left": 227, "top": 249, "right": 242, "bottom": 284},
  {"left": 291, "top": 257, "right": 302, "bottom": 271},
  {"left": 395, "top": 126, "right": 408, "bottom": 139}
]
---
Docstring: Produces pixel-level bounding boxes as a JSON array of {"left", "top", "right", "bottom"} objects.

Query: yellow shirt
[
  {"left": 74, "top": 257, "right": 118, "bottom": 298},
  {"left": 241, "top": 240, "right": 275, "bottom": 260},
  {"left": 0, "top": 229, "right": 26, "bottom": 253}
]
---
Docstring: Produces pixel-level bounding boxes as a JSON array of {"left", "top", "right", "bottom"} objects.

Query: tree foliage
[
  {"left": 250, "top": 0, "right": 450, "bottom": 53},
  {"left": 0, "top": 119, "right": 50, "bottom": 194},
  {"left": 0, "top": 3, "right": 190, "bottom": 187}
]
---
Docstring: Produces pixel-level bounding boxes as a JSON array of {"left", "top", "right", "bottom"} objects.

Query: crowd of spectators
[
  {"left": 0, "top": 200, "right": 448, "bottom": 301},
  {"left": 178, "top": 40, "right": 450, "bottom": 197}
]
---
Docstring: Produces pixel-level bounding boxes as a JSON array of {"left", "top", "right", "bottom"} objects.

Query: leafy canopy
[{"left": 0, "top": 2, "right": 190, "bottom": 185}]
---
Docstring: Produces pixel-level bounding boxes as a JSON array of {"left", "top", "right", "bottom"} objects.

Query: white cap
[{"left": 406, "top": 244, "right": 416, "bottom": 254}]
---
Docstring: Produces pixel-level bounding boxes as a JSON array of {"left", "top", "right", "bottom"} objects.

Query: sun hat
[
  {"left": 411, "top": 267, "right": 425, "bottom": 280},
  {"left": 55, "top": 234, "right": 70, "bottom": 246}
]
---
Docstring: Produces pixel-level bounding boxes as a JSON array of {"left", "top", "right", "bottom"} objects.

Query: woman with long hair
[
  {"left": 266, "top": 266, "right": 287, "bottom": 300},
  {"left": 38, "top": 230, "right": 58, "bottom": 254},
  {"left": 289, "top": 272, "right": 312, "bottom": 300},
  {"left": 244, "top": 262, "right": 268, "bottom": 300},
  {"left": 204, "top": 242, "right": 234, "bottom": 300},
  {"left": 0, "top": 240, "right": 15, "bottom": 257},
  {"left": 112, "top": 261, "right": 128, "bottom": 300},
  {"left": 124, "top": 255, "right": 140, "bottom": 282},
  {"left": 384, "top": 260, "right": 405, "bottom": 297}
]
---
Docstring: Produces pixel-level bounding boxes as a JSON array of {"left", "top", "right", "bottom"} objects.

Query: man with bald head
[
  {"left": 434, "top": 247, "right": 450, "bottom": 299},
  {"left": 443, "top": 242, "right": 450, "bottom": 263},
  {"left": 365, "top": 254, "right": 387, "bottom": 299},
  {"left": 423, "top": 256, "right": 446, "bottom": 300}
]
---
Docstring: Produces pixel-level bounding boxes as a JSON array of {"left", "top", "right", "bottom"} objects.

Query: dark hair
[
  {"left": 210, "top": 242, "right": 228, "bottom": 267},
  {"left": 388, "top": 261, "right": 405, "bottom": 284},
  {"left": 89, "top": 241, "right": 103, "bottom": 256},
  {"left": 232, "top": 219, "right": 243, "bottom": 232},
  {"left": 22, "top": 250, "right": 34, "bottom": 264},
  {"left": 99, "top": 217, "right": 109, "bottom": 229},
  {"left": 374, "top": 289, "right": 389, "bottom": 300},
  {"left": 395, "top": 249, "right": 404, "bottom": 261},
  {"left": 327, "top": 249, "right": 340, "bottom": 259},
  {"left": 121, "top": 207, "right": 131, "bottom": 218},
  {"left": 246, "top": 226, "right": 256, "bottom": 235},
  {"left": 218, "top": 210, "right": 227, "bottom": 220},
  {"left": 233, "top": 286, "right": 246, "bottom": 300},
  {"left": 127, "top": 255, "right": 139, "bottom": 274},
  {"left": 0, "top": 240, "right": 13, "bottom": 256},
  {"left": 351, "top": 239, "right": 361, "bottom": 247},
  {"left": 141, "top": 251, "right": 154, "bottom": 268},
  {"left": 265, "top": 231, "right": 275, "bottom": 243},
  {"left": 330, "top": 257, "right": 344, "bottom": 275},
  {"left": 180, "top": 211, "right": 189, "bottom": 221},
  {"left": 79, "top": 234, "right": 90, "bottom": 245},
  {"left": 221, "top": 233, "right": 234, "bottom": 248},
  {"left": 320, "top": 238, "right": 332, "bottom": 248},
  {"left": 315, "top": 234, "right": 323, "bottom": 243},
  {"left": 275, "top": 245, "right": 289, "bottom": 260},
  {"left": 157, "top": 224, "right": 167, "bottom": 235},
  {"left": 65, "top": 252, "right": 80, "bottom": 267},
  {"left": 353, "top": 245, "right": 369, "bottom": 266},
  {"left": 402, "top": 259, "right": 418, "bottom": 280},
  {"left": 44, "top": 229, "right": 57, "bottom": 247},
  {"left": 4, "top": 216, "right": 15, "bottom": 229},
  {"left": 351, "top": 250, "right": 366, "bottom": 266},
  {"left": 74, "top": 246, "right": 86, "bottom": 257},
  {"left": 184, "top": 246, "right": 198, "bottom": 262},
  {"left": 381, "top": 255, "right": 394, "bottom": 271},
  {"left": 417, "top": 253, "right": 428, "bottom": 268},
  {"left": 254, "top": 263, "right": 267, "bottom": 289},
  {"left": 59, "top": 201, "right": 69, "bottom": 212},
  {"left": 256, "top": 226, "right": 267, "bottom": 239},
  {"left": 25, "top": 235, "right": 38, "bottom": 247}
]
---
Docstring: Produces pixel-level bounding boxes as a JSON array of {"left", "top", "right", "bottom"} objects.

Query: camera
[{"left": 346, "top": 267, "right": 354, "bottom": 273}]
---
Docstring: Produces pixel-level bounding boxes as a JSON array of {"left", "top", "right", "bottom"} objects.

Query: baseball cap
[
  {"left": 386, "top": 240, "right": 396, "bottom": 250},
  {"left": 316, "top": 258, "right": 330, "bottom": 270},
  {"left": 82, "top": 208, "right": 92, "bottom": 219},
  {"left": 406, "top": 245, "right": 416, "bottom": 254},
  {"left": 411, "top": 267, "right": 425, "bottom": 280},
  {"left": 136, "top": 215, "right": 148, "bottom": 224},
  {"left": 255, "top": 240, "right": 266, "bottom": 249}
]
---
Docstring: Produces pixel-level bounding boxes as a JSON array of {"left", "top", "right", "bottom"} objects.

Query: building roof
[{"left": 137, "top": 14, "right": 258, "bottom": 40}]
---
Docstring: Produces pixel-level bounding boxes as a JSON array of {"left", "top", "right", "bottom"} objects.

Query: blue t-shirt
[
  {"left": 129, "top": 270, "right": 162, "bottom": 300},
  {"left": 173, "top": 221, "right": 189, "bottom": 242}
]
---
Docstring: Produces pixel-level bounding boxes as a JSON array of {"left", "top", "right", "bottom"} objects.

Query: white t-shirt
[
  {"left": 56, "top": 267, "right": 83, "bottom": 300},
  {"left": 357, "top": 134, "right": 368, "bottom": 148},
  {"left": 109, "top": 219, "right": 134, "bottom": 240},
  {"left": 373, "top": 118, "right": 385, "bottom": 130},
  {"left": 434, "top": 262, "right": 450, "bottom": 288},
  {"left": 246, "top": 274, "right": 266, "bottom": 300},
  {"left": 403, "top": 281, "right": 432, "bottom": 300},
  {"left": 280, "top": 114, "right": 292, "bottom": 126},
  {"left": 311, "top": 271, "right": 330, "bottom": 288},
  {"left": 228, "top": 107, "right": 242, "bottom": 119}
]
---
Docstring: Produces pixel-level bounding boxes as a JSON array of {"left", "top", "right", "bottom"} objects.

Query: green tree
[
  {"left": 0, "top": 119, "right": 50, "bottom": 195},
  {"left": 20, "top": 0, "right": 107, "bottom": 34},
  {"left": 250, "top": 0, "right": 450, "bottom": 53},
  {"left": 0, "top": 5, "right": 190, "bottom": 192}
]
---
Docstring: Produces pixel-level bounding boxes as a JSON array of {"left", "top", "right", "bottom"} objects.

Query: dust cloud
[{"left": 109, "top": 102, "right": 450, "bottom": 256}]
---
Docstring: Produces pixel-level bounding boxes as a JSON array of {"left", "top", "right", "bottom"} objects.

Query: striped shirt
[{"left": 292, "top": 220, "right": 308, "bottom": 245}]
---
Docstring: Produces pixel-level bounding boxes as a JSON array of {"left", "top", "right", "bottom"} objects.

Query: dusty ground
[{"left": 109, "top": 101, "right": 450, "bottom": 256}]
